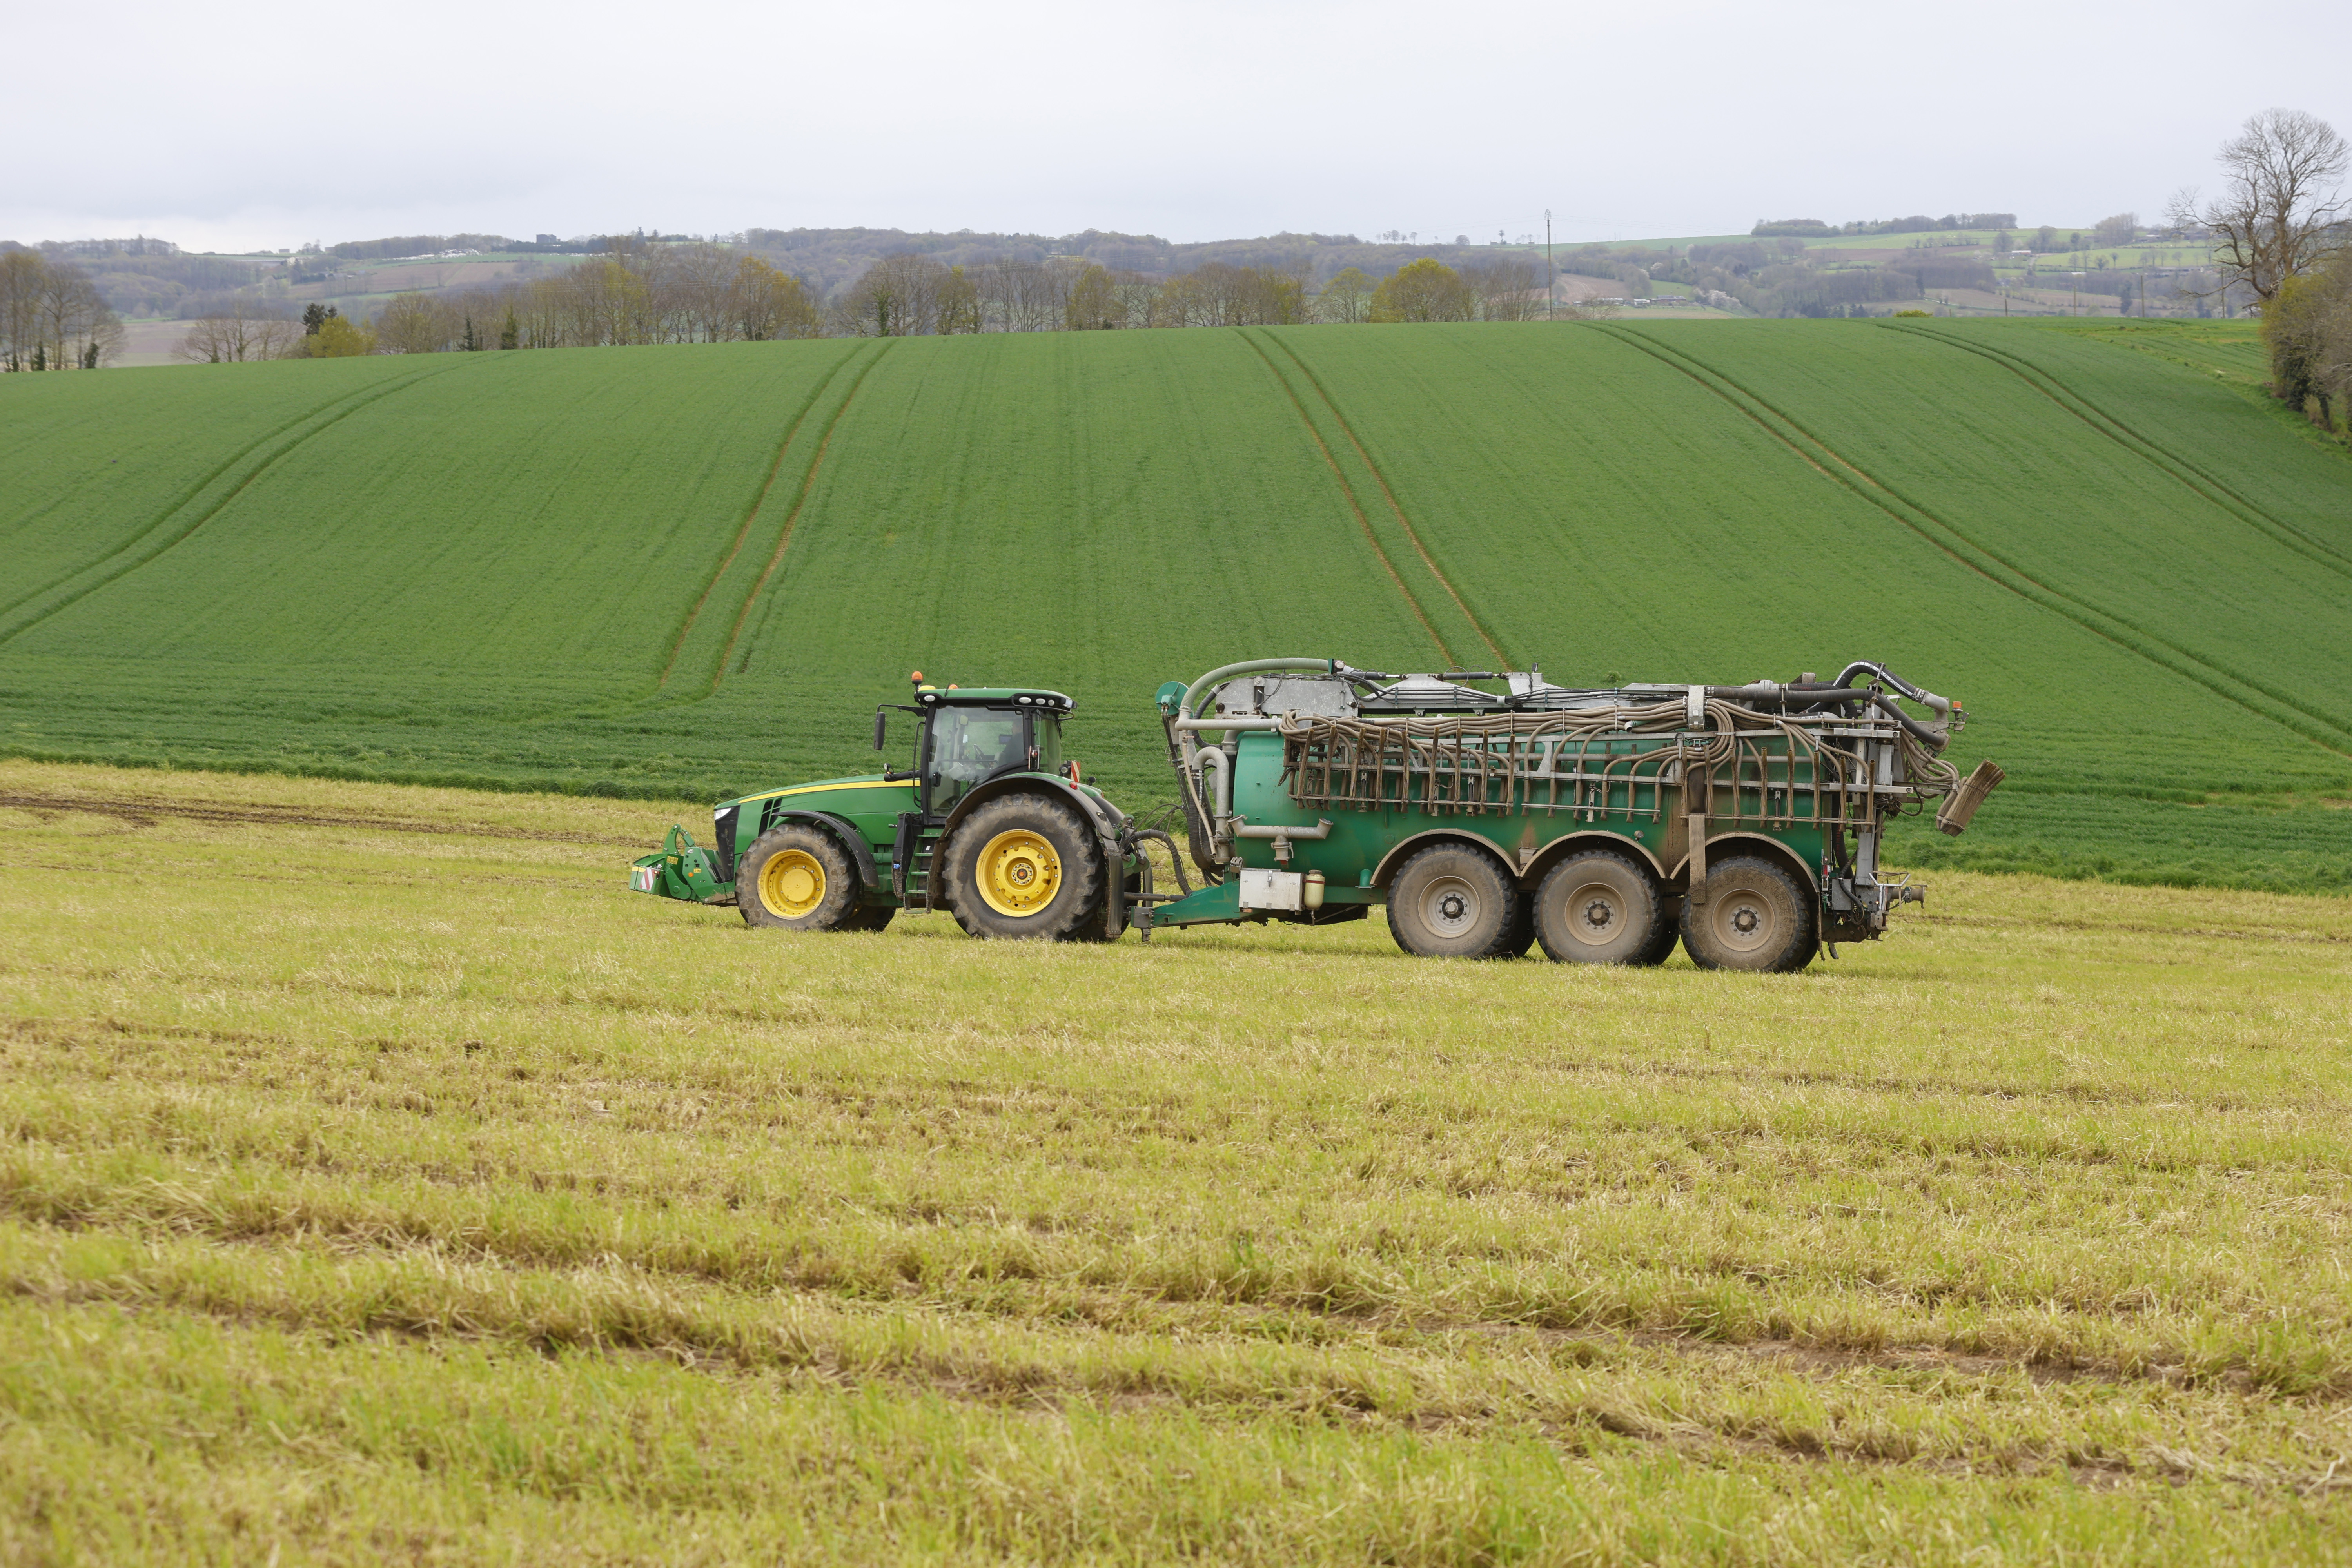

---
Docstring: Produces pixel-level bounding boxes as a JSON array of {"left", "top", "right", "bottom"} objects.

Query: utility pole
[{"left": 1546, "top": 209, "right": 1555, "bottom": 321}]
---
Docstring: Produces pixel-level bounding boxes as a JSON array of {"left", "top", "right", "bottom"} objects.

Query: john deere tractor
[{"left": 630, "top": 675, "right": 1178, "bottom": 941}]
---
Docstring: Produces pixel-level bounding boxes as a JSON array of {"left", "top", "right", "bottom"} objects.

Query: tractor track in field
[
  {"left": 0, "top": 361, "right": 479, "bottom": 649},
  {"left": 0, "top": 791, "right": 641, "bottom": 846},
  {"left": 706, "top": 340, "right": 897, "bottom": 695},
  {"left": 1237, "top": 332, "right": 1458, "bottom": 666},
  {"left": 1587, "top": 323, "right": 2352, "bottom": 760},
  {"left": 1886, "top": 322, "right": 2352, "bottom": 580},
  {"left": 0, "top": 364, "right": 465, "bottom": 633},
  {"left": 653, "top": 344, "right": 866, "bottom": 693},
  {"left": 1251, "top": 331, "right": 1511, "bottom": 668}
]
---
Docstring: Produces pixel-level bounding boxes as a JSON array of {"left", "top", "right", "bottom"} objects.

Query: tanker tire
[
  {"left": 1386, "top": 844, "right": 1520, "bottom": 959},
  {"left": 944, "top": 793, "right": 1105, "bottom": 942},
  {"left": 1631, "top": 898, "right": 1684, "bottom": 967},
  {"left": 1534, "top": 849, "right": 1670, "bottom": 965},
  {"left": 1680, "top": 857, "right": 1816, "bottom": 973},
  {"left": 737, "top": 824, "right": 861, "bottom": 932},
  {"left": 1499, "top": 891, "right": 1537, "bottom": 958},
  {"left": 839, "top": 905, "right": 897, "bottom": 933}
]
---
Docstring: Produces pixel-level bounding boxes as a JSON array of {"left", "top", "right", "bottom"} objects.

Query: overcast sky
[{"left": 11, "top": 0, "right": 2348, "bottom": 253}]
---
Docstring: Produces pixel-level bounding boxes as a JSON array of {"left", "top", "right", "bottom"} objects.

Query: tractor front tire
[
  {"left": 1680, "top": 857, "right": 1817, "bottom": 973},
  {"left": 1534, "top": 849, "right": 1670, "bottom": 965},
  {"left": 1387, "top": 843, "right": 1521, "bottom": 959},
  {"left": 944, "top": 794, "right": 1106, "bottom": 941},
  {"left": 737, "top": 824, "right": 862, "bottom": 932}
]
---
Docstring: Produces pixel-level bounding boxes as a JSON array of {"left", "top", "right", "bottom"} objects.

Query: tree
[
  {"left": 1065, "top": 263, "right": 1119, "bottom": 329},
  {"left": 301, "top": 302, "right": 333, "bottom": 336},
  {"left": 1463, "top": 257, "right": 1543, "bottom": 320},
  {"left": 2169, "top": 108, "right": 2348, "bottom": 303},
  {"left": 2263, "top": 254, "right": 2352, "bottom": 431},
  {"left": 729, "top": 256, "right": 823, "bottom": 340},
  {"left": 173, "top": 301, "right": 301, "bottom": 363},
  {"left": 1370, "top": 259, "right": 1474, "bottom": 322},
  {"left": 499, "top": 308, "right": 519, "bottom": 351},
  {"left": 307, "top": 314, "right": 376, "bottom": 357},
  {"left": 837, "top": 254, "right": 946, "bottom": 336},
  {"left": 1316, "top": 267, "right": 1374, "bottom": 323},
  {"left": 373, "top": 292, "right": 451, "bottom": 354},
  {"left": 2094, "top": 212, "right": 2138, "bottom": 247}
]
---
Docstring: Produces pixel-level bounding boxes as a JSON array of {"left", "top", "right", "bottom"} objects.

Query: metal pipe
[
  {"left": 1198, "top": 747, "right": 1232, "bottom": 822},
  {"left": 1171, "top": 716, "right": 1283, "bottom": 731},
  {"left": 1232, "top": 818, "right": 1334, "bottom": 840}
]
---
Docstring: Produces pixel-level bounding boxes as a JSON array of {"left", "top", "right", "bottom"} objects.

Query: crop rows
[{"left": 1, "top": 321, "right": 2347, "bottom": 888}]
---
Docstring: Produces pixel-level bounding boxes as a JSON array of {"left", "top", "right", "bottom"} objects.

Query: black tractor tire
[
  {"left": 1386, "top": 843, "right": 1521, "bottom": 959},
  {"left": 737, "top": 824, "right": 862, "bottom": 932},
  {"left": 944, "top": 793, "right": 1107, "bottom": 941},
  {"left": 1534, "top": 849, "right": 1671, "bottom": 965},
  {"left": 1681, "top": 857, "right": 1817, "bottom": 973},
  {"left": 1499, "top": 889, "right": 1537, "bottom": 958},
  {"left": 839, "top": 905, "right": 897, "bottom": 933},
  {"left": 1631, "top": 897, "right": 1685, "bottom": 967}
]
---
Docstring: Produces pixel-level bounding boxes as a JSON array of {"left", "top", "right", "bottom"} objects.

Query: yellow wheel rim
[
  {"left": 976, "top": 829, "right": 1061, "bottom": 917},
  {"left": 759, "top": 849, "right": 826, "bottom": 919}
]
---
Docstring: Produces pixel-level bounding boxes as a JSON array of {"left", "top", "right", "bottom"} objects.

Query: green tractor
[{"left": 630, "top": 675, "right": 1180, "bottom": 941}]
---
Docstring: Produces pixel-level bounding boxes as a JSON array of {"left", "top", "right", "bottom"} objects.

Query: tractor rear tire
[
  {"left": 1386, "top": 843, "right": 1521, "bottom": 959},
  {"left": 1534, "top": 849, "right": 1670, "bottom": 965},
  {"left": 737, "top": 824, "right": 862, "bottom": 932},
  {"left": 944, "top": 793, "right": 1106, "bottom": 942},
  {"left": 1680, "top": 857, "right": 1817, "bottom": 973}
]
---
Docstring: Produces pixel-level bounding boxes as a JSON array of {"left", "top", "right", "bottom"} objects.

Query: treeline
[
  {"left": 1555, "top": 240, "right": 1994, "bottom": 318},
  {"left": 0, "top": 251, "right": 124, "bottom": 370},
  {"left": 176, "top": 243, "right": 1573, "bottom": 360},
  {"left": 1, "top": 238, "right": 263, "bottom": 322},
  {"left": 1752, "top": 213, "right": 2018, "bottom": 237}
]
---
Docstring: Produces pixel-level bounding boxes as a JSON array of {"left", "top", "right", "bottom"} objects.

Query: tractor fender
[
  {"left": 938, "top": 776, "right": 1126, "bottom": 934},
  {"left": 1519, "top": 830, "right": 1669, "bottom": 889},
  {"left": 1669, "top": 831, "right": 1818, "bottom": 894},
  {"left": 764, "top": 809, "right": 881, "bottom": 891},
  {"left": 1368, "top": 828, "right": 1518, "bottom": 889}
]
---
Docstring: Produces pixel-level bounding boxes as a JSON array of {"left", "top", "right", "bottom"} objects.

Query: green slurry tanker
[{"left": 631, "top": 659, "right": 2002, "bottom": 972}]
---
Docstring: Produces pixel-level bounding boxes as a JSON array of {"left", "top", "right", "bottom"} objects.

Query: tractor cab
[{"left": 886, "top": 680, "right": 1074, "bottom": 819}]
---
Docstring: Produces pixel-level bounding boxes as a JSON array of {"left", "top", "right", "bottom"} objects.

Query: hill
[{"left": 3, "top": 319, "right": 2348, "bottom": 891}]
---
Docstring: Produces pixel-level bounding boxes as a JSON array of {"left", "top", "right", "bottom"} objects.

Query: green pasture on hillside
[
  {"left": 2, "top": 319, "right": 2347, "bottom": 891},
  {"left": 4, "top": 760, "right": 2350, "bottom": 1564}
]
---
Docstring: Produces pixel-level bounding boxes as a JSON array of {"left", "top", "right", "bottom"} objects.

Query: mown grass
[{"left": 3, "top": 757, "right": 2349, "bottom": 1564}]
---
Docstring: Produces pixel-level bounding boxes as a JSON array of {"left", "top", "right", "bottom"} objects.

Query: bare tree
[
  {"left": 1463, "top": 257, "right": 1543, "bottom": 321},
  {"left": 2170, "top": 108, "right": 2348, "bottom": 303},
  {"left": 837, "top": 254, "right": 946, "bottom": 336},
  {"left": 172, "top": 303, "right": 301, "bottom": 363}
]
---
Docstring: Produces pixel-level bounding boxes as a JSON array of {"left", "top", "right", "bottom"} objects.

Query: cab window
[{"left": 924, "top": 707, "right": 1029, "bottom": 812}]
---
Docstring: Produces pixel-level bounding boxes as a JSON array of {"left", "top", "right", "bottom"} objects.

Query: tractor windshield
[{"left": 925, "top": 707, "right": 1029, "bottom": 813}]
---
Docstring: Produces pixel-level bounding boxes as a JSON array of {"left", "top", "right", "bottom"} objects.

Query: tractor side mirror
[{"left": 872, "top": 710, "right": 887, "bottom": 751}]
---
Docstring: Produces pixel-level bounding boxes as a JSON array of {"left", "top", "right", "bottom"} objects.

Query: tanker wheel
[
  {"left": 737, "top": 824, "right": 861, "bottom": 931},
  {"left": 839, "top": 905, "right": 897, "bottom": 933},
  {"left": 1681, "top": 857, "right": 1817, "bottom": 973},
  {"left": 944, "top": 794, "right": 1105, "bottom": 941},
  {"left": 1534, "top": 849, "right": 1670, "bottom": 965},
  {"left": 1386, "top": 843, "right": 1520, "bottom": 959}
]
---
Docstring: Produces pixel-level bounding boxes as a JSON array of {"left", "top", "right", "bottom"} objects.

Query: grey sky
[{"left": 12, "top": 0, "right": 2348, "bottom": 252}]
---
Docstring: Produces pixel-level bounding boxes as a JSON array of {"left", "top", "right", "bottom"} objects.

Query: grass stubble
[{"left": 1, "top": 758, "right": 2347, "bottom": 1565}]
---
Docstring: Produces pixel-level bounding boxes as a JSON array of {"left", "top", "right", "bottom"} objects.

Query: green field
[
  {"left": 3, "top": 758, "right": 2348, "bottom": 1563},
  {"left": 3, "top": 319, "right": 2348, "bottom": 891}
]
